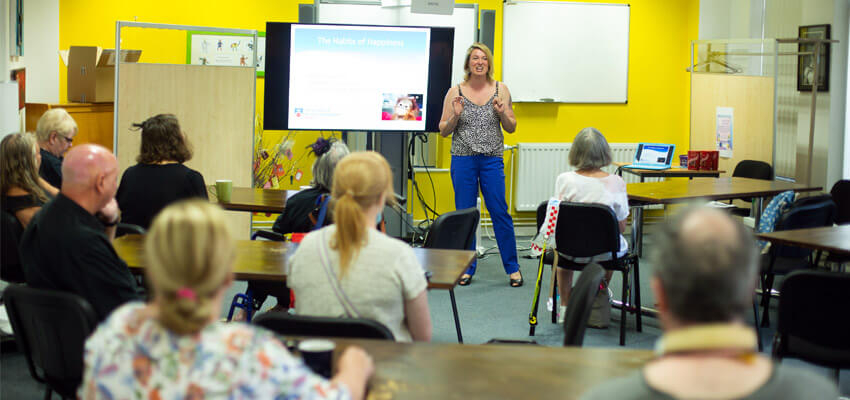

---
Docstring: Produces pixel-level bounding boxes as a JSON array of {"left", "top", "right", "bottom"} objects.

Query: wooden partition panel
[
  {"left": 690, "top": 73, "right": 774, "bottom": 177},
  {"left": 117, "top": 63, "right": 254, "bottom": 237}
]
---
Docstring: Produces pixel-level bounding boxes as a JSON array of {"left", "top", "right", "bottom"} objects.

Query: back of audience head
[
  {"left": 331, "top": 151, "right": 395, "bottom": 276},
  {"left": 132, "top": 114, "right": 193, "bottom": 164},
  {"left": 312, "top": 141, "right": 350, "bottom": 191},
  {"left": 35, "top": 108, "right": 77, "bottom": 157},
  {"left": 145, "top": 200, "right": 234, "bottom": 335},
  {"left": 1, "top": 132, "right": 48, "bottom": 202},
  {"left": 569, "top": 127, "right": 612, "bottom": 171},
  {"left": 652, "top": 206, "right": 758, "bottom": 327},
  {"left": 61, "top": 144, "right": 119, "bottom": 208}
]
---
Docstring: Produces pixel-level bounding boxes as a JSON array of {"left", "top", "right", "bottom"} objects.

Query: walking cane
[{"left": 528, "top": 234, "right": 548, "bottom": 336}]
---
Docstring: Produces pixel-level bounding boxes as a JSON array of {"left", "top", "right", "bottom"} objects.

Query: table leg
[
  {"left": 449, "top": 289, "right": 463, "bottom": 343},
  {"left": 754, "top": 197, "right": 765, "bottom": 228},
  {"left": 631, "top": 206, "right": 644, "bottom": 258}
]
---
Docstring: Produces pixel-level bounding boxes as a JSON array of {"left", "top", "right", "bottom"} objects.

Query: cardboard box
[
  {"left": 687, "top": 151, "right": 700, "bottom": 170},
  {"left": 699, "top": 150, "right": 719, "bottom": 171},
  {"left": 60, "top": 46, "right": 142, "bottom": 103}
]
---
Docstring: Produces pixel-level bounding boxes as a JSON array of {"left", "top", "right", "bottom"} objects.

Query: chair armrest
[{"left": 251, "top": 230, "right": 286, "bottom": 241}]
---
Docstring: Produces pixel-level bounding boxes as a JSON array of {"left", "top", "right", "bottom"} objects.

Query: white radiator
[{"left": 513, "top": 142, "right": 661, "bottom": 212}]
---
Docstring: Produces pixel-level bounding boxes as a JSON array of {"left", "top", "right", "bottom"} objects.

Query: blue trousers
[{"left": 450, "top": 155, "right": 520, "bottom": 275}]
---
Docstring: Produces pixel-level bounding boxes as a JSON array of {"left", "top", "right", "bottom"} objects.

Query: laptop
[{"left": 621, "top": 143, "right": 676, "bottom": 170}]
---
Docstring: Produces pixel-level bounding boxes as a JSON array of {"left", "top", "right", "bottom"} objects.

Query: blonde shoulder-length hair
[{"left": 463, "top": 42, "right": 495, "bottom": 82}]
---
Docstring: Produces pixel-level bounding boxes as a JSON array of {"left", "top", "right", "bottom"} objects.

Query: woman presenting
[{"left": 439, "top": 43, "right": 521, "bottom": 287}]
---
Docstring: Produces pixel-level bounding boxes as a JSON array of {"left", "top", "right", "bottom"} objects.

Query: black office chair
[
  {"left": 4, "top": 285, "right": 98, "bottom": 399},
  {"left": 773, "top": 270, "right": 850, "bottom": 379},
  {"left": 115, "top": 222, "right": 145, "bottom": 237},
  {"left": 423, "top": 207, "right": 479, "bottom": 344},
  {"left": 563, "top": 263, "right": 604, "bottom": 347},
  {"left": 729, "top": 160, "right": 774, "bottom": 216},
  {"left": 831, "top": 180, "right": 850, "bottom": 225},
  {"left": 1, "top": 210, "right": 26, "bottom": 283},
  {"left": 252, "top": 312, "right": 395, "bottom": 340},
  {"left": 760, "top": 195, "right": 836, "bottom": 326},
  {"left": 536, "top": 201, "right": 641, "bottom": 346}
]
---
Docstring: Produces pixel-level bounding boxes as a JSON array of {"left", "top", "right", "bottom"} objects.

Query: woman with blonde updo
[
  {"left": 288, "top": 151, "right": 433, "bottom": 342},
  {"left": 79, "top": 200, "right": 373, "bottom": 399}
]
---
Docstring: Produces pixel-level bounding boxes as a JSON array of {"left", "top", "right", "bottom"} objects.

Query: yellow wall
[{"left": 59, "top": 0, "right": 699, "bottom": 221}]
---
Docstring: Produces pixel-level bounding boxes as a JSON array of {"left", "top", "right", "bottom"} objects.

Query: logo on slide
[{"left": 294, "top": 108, "right": 303, "bottom": 117}]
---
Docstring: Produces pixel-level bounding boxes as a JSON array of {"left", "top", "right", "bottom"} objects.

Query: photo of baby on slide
[{"left": 381, "top": 94, "right": 423, "bottom": 121}]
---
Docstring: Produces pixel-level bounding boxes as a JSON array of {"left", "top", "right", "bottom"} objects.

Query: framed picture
[{"left": 797, "top": 24, "right": 830, "bottom": 92}]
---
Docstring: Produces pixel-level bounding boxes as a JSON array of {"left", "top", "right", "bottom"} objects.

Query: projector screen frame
[{"left": 264, "top": 21, "right": 454, "bottom": 132}]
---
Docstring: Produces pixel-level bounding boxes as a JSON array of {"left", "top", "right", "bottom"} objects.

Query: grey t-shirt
[
  {"left": 581, "top": 363, "right": 838, "bottom": 400},
  {"left": 288, "top": 225, "right": 428, "bottom": 342}
]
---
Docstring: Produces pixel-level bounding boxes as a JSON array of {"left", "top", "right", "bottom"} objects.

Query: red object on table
[
  {"left": 687, "top": 151, "right": 700, "bottom": 170},
  {"left": 700, "top": 151, "right": 719, "bottom": 171},
  {"left": 291, "top": 232, "right": 306, "bottom": 243}
]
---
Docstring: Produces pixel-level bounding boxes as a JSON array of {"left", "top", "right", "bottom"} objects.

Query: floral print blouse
[{"left": 79, "top": 302, "right": 350, "bottom": 400}]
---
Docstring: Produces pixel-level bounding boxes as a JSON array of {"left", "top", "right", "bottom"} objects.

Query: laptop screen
[{"left": 635, "top": 143, "right": 675, "bottom": 166}]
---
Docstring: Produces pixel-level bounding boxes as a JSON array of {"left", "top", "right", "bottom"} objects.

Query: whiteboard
[
  {"left": 503, "top": 1, "right": 630, "bottom": 103},
  {"left": 317, "top": 1, "right": 478, "bottom": 86}
]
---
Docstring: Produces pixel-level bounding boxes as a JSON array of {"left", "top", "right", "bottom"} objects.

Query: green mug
[{"left": 215, "top": 180, "right": 233, "bottom": 203}]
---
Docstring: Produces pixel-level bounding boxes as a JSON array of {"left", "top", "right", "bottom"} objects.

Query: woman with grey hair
[
  {"left": 243, "top": 139, "right": 350, "bottom": 315},
  {"left": 552, "top": 127, "right": 629, "bottom": 327}
]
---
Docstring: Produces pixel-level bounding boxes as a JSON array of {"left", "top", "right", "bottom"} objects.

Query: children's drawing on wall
[
  {"left": 240, "top": 55, "right": 247, "bottom": 66},
  {"left": 198, "top": 57, "right": 208, "bottom": 65},
  {"left": 230, "top": 41, "right": 240, "bottom": 52},
  {"left": 217, "top": 39, "right": 223, "bottom": 51},
  {"left": 189, "top": 33, "right": 266, "bottom": 75}
]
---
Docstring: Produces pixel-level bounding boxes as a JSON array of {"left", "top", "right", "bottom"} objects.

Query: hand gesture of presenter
[{"left": 437, "top": 43, "right": 521, "bottom": 288}]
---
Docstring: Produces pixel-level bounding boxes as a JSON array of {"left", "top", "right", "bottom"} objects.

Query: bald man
[
  {"left": 20, "top": 144, "right": 141, "bottom": 321},
  {"left": 582, "top": 208, "right": 837, "bottom": 400}
]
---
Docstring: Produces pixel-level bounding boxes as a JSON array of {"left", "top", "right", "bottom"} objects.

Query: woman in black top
[
  {"left": 116, "top": 114, "right": 207, "bottom": 230},
  {"left": 1, "top": 132, "right": 58, "bottom": 227}
]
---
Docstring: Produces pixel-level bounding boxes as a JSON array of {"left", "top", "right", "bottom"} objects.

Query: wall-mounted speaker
[
  {"left": 479, "top": 9, "right": 496, "bottom": 54},
  {"left": 299, "top": 4, "right": 316, "bottom": 23}
]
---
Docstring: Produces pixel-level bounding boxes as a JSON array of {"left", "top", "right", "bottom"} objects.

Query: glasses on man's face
[{"left": 56, "top": 134, "right": 73, "bottom": 144}]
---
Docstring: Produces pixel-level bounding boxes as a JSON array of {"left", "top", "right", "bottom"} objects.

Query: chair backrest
[
  {"left": 554, "top": 202, "right": 621, "bottom": 259},
  {"left": 424, "top": 207, "right": 479, "bottom": 250},
  {"left": 3, "top": 285, "right": 98, "bottom": 397},
  {"left": 732, "top": 160, "right": 773, "bottom": 180},
  {"left": 563, "top": 263, "right": 604, "bottom": 347},
  {"left": 772, "top": 195, "right": 837, "bottom": 259},
  {"left": 115, "top": 222, "right": 146, "bottom": 237},
  {"left": 252, "top": 312, "right": 395, "bottom": 340},
  {"left": 774, "top": 270, "right": 850, "bottom": 369},
  {"left": 830, "top": 179, "right": 850, "bottom": 225},
  {"left": 1, "top": 210, "right": 25, "bottom": 283}
]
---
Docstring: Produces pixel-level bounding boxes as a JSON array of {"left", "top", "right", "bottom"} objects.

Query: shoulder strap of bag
[{"left": 316, "top": 229, "right": 361, "bottom": 318}]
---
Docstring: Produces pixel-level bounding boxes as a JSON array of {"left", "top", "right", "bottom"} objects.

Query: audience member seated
[
  {"left": 288, "top": 152, "right": 432, "bottom": 342},
  {"left": 79, "top": 200, "right": 374, "bottom": 399},
  {"left": 35, "top": 108, "right": 77, "bottom": 188},
  {"left": 1, "top": 132, "right": 58, "bottom": 228},
  {"left": 244, "top": 139, "right": 350, "bottom": 316},
  {"left": 20, "top": 144, "right": 142, "bottom": 321},
  {"left": 551, "top": 127, "right": 628, "bottom": 327},
  {"left": 116, "top": 114, "right": 207, "bottom": 229},
  {"left": 581, "top": 207, "right": 838, "bottom": 400}
]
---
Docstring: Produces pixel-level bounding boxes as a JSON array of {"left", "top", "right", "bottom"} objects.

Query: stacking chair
[
  {"left": 4, "top": 285, "right": 98, "bottom": 399},
  {"left": 536, "top": 201, "right": 641, "bottom": 346},
  {"left": 253, "top": 313, "right": 394, "bottom": 340},
  {"left": 423, "top": 207, "right": 479, "bottom": 343},
  {"left": 1, "top": 210, "right": 26, "bottom": 283},
  {"left": 730, "top": 160, "right": 774, "bottom": 216},
  {"left": 760, "top": 195, "right": 836, "bottom": 326},
  {"left": 115, "top": 222, "right": 146, "bottom": 237},
  {"left": 773, "top": 270, "right": 850, "bottom": 380},
  {"left": 563, "top": 263, "right": 604, "bottom": 347}
]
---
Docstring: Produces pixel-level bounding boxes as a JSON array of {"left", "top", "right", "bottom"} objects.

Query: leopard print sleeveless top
[{"left": 451, "top": 82, "right": 503, "bottom": 157}]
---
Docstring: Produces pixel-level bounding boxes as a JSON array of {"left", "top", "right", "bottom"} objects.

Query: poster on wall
[
  {"left": 716, "top": 107, "right": 733, "bottom": 158},
  {"left": 186, "top": 31, "right": 265, "bottom": 76}
]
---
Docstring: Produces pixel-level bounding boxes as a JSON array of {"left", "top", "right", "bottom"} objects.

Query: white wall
[{"left": 22, "top": 0, "right": 59, "bottom": 103}]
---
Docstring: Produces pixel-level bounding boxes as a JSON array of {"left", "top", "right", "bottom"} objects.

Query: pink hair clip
[{"left": 176, "top": 287, "right": 197, "bottom": 301}]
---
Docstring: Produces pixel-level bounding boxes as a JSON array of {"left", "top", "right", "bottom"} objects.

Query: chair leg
[
  {"left": 632, "top": 259, "right": 642, "bottom": 332},
  {"left": 550, "top": 265, "right": 558, "bottom": 324},
  {"left": 752, "top": 295, "right": 763, "bottom": 352},
  {"left": 449, "top": 289, "right": 463, "bottom": 343},
  {"left": 761, "top": 274, "right": 775, "bottom": 327},
  {"left": 619, "top": 270, "right": 628, "bottom": 346}
]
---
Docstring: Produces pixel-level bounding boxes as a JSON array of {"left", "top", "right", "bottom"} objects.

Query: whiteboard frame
[
  {"left": 502, "top": 1, "right": 630, "bottom": 103},
  {"left": 315, "top": 0, "right": 479, "bottom": 87}
]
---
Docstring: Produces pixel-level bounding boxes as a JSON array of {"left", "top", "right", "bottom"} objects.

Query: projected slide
[{"left": 288, "top": 25, "right": 430, "bottom": 131}]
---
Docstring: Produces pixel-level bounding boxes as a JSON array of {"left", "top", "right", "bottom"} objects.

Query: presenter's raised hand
[
  {"left": 493, "top": 96, "right": 506, "bottom": 115},
  {"left": 452, "top": 96, "right": 464, "bottom": 117}
]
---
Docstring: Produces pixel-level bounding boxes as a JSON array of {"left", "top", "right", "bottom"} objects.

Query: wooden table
[
  {"left": 208, "top": 186, "right": 288, "bottom": 213},
  {"left": 323, "top": 339, "right": 654, "bottom": 400},
  {"left": 615, "top": 162, "right": 724, "bottom": 182},
  {"left": 756, "top": 225, "right": 850, "bottom": 256},
  {"left": 627, "top": 178, "right": 822, "bottom": 256},
  {"left": 113, "top": 235, "right": 474, "bottom": 342}
]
